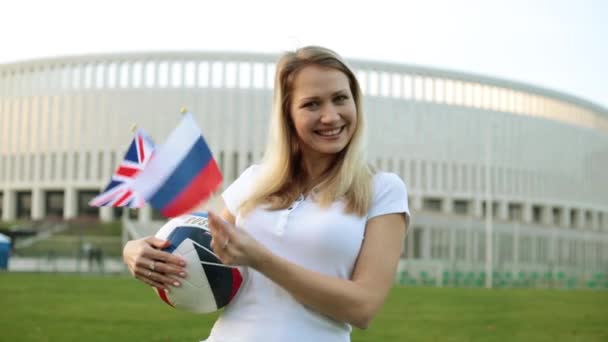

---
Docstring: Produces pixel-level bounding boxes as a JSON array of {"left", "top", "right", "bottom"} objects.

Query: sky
[{"left": 1, "top": 0, "right": 606, "bottom": 108}]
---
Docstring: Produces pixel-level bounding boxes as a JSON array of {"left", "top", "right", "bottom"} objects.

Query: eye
[
  {"left": 334, "top": 94, "right": 349, "bottom": 104},
  {"left": 302, "top": 101, "right": 319, "bottom": 110}
]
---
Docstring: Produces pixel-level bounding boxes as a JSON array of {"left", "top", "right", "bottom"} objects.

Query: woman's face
[{"left": 289, "top": 65, "right": 357, "bottom": 161}]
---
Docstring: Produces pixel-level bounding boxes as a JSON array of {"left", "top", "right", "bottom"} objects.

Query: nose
[{"left": 320, "top": 104, "right": 340, "bottom": 124}]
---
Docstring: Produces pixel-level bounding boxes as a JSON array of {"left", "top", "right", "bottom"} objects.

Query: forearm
[{"left": 253, "top": 249, "right": 383, "bottom": 329}]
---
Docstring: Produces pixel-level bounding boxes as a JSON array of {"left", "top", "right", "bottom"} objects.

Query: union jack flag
[{"left": 89, "top": 129, "right": 156, "bottom": 208}]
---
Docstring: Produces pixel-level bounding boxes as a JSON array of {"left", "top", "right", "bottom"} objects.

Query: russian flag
[{"left": 132, "top": 113, "right": 222, "bottom": 217}]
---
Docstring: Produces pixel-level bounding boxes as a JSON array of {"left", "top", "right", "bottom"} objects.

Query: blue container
[{"left": 0, "top": 234, "right": 11, "bottom": 270}]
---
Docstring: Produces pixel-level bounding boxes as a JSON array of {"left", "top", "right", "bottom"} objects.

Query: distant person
[{"left": 123, "top": 46, "right": 410, "bottom": 341}]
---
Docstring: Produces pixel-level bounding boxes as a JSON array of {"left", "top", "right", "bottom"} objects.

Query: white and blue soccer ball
[{"left": 154, "top": 212, "right": 243, "bottom": 314}]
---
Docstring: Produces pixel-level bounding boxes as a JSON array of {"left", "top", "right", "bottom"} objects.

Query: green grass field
[{"left": 0, "top": 273, "right": 607, "bottom": 342}]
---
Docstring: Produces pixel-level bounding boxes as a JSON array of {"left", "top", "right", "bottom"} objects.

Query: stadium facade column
[
  {"left": 522, "top": 203, "right": 533, "bottom": 224},
  {"left": 1, "top": 189, "right": 15, "bottom": 221},
  {"left": 574, "top": 209, "right": 584, "bottom": 229},
  {"left": 541, "top": 205, "right": 552, "bottom": 226},
  {"left": 441, "top": 197, "right": 453, "bottom": 214},
  {"left": 99, "top": 206, "right": 113, "bottom": 222},
  {"left": 31, "top": 188, "right": 44, "bottom": 220},
  {"left": 562, "top": 206, "right": 572, "bottom": 228},
  {"left": 63, "top": 187, "right": 77, "bottom": 220},
  {"left": 497, "top": 201, "right": 508, "bottom": 221},
  {"left": 138, "top": 205, "right": 152, "bottom": 223},
  {"left": 473, "top": 199, "right": 483, "bottom": 218}
]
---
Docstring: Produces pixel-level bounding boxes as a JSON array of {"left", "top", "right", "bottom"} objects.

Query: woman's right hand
[{"left": 122, "top": 236, "right": 187, "bottom": 290}]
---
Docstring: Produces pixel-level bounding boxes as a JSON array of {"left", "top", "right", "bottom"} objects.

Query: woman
[{"left": 123, "top": 46, "right": 410, "bottom": 342}]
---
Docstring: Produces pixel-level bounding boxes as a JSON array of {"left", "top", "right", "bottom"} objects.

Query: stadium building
[{"left": 1, "top": 52, "right": 607, "bottom": 284}]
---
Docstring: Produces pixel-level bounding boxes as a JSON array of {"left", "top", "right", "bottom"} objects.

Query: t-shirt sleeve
[
  {"left": 367, "top": 172, "right": 410, "bottom": 220},
  {"left": 221, "top": 164, "right": 260, "bottom": 216}
]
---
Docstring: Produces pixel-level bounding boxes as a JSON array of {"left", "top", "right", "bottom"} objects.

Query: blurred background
[{"left": 0, "top": 0, "right": 606, "bottom": 341}]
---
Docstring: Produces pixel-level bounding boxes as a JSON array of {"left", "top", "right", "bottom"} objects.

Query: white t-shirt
[{"left": 204, "top": 165, "right": 409, "bottom": 342}]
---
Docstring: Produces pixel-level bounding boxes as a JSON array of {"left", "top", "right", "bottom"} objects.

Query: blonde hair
[{"left": 239, "top": 46, "right": 373, "bottom": 216}]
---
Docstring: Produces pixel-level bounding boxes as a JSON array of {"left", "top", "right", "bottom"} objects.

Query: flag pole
[
  {"left": 130, "top": 123, "right": 137, "bottom": 133},
  {"left": 180, "top": 107, "right": 188, "bottom": 115}
]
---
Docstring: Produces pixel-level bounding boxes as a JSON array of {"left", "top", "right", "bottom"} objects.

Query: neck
[{"left": 299, "top": 152, "right": 337, "bottom": 190}]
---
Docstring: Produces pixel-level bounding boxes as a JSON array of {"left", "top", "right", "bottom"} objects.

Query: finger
[
  {"left": 134, "top": 272, "right": 169, "bottom": 290},
  {"left": 145, "top": 236, "right": 171, "bottom": 249},
  {"left": 153, "top": 261, "right": 187, "bottom": 278},
  {"left": 145, "top": 248, "right": 187, "bottom": 267},
  {"left": 135, "top": 268, "right": 182, "bottom": 289},
  {"left": 209, "top": 211, "right": 235, "bottom": 240}
]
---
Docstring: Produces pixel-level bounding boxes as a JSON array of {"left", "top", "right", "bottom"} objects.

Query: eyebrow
[{"left": 298, "top": 89, "right": 349, "bottom": 102}]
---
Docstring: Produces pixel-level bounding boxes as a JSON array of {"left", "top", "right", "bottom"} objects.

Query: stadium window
[
  {"left": 49, "top": 153, "right": 56, "bottom": 181},
  {"left": 430, "top": 162, "right": 438, "bottom": 190},
  {"left": 414, "top": 76, "right": 424, "bottom": 101},
  {"left": 402, "top": 74, "right": 412, "bottom": 99},
  {"left": 552, "top": 207, "right": 562, "bottom": 226},
  {"left": 355, "top": 70, "right": 367, "bottom": 94},
  {"left": 97, "top": 151, "right": 104, "bottom": 181},
  {"left": 252, "top": 63, "right": 265, "bottom": 89},
  {"left": 110, "top": 151, "right": 117, "bottom": 176},
  {"left": 183, "top": 61, "right": 195, "bottom": 88},
  {"left": 29, "top": 154, "right": 35, "bottom": 181},
  {"left": 585, "top": 210, "right": 593, "bottom": 229},
  {"left": 380, "top": 72, "right": 390, "bottom": 97},
  {"left": 453, "top": 199, "right": 470, "bottom": 215},
  {"left": 232, "top": 152, "right": 239, "bottom": 181},
  {"left": 266, "top": 63, "right": 275, "bottom": 89},
  {"left": 369, "top": 71, "right": 379, "bottom": 96},
  {"left": 107, "top": 62, "right": 118, "bottom": 88},
  {"left": 225, "top": 62, "right": 237, "bottom": 88},
  {"left": 435, "top": 78, "right": 444, "bottom": 103},
  {"left": 451, "top": 164, "right": 459, "bottom": 191},
  {"left": 445, "top": 79, "right": 454, "bottom": 104},
  {"left": 158, "top": 61, "right": 169, "bottom": 87},
  {"left": 171, "top": 62, "right": 183, "bottom": 88},
  {"left": 532, "top": 205, "right": 542, "bottom": 224},
  {"left": 472, "top": 83, "right": 482, "bottom": 108},
  {"left": 420, "top": 161, "right": 427, "bottom": 190},
  {"left": 38, "top": 154, "right": 45, "bottom": 181},
  {"left": 453, "top": 81, "right": 463, "bottom": 106},
  {"left": 398, "top": 159, "right": 406, "bottom": 182},
  {"left": 391, "top": 73, "right": 401, "bottom": 98},
  {"left": 508, "top": 203, "right": 523, "bottom": 221},
  {"left": 197, "top": 61, "right": 210, "bottom": 87},
  {"left": 73, "top": 152, "right": 80, "bottom": 181},
  {"left": 424, "top": 77, "right": 434, "bottom": 102},
  {"left": 16, "top": 191, "right": 32, "bottom": 219},
  {"left": 61, "top": 152, "right": 68, "bottom": 181},
  {"left": 132, "top": 61, "right": 143, "bottom": 88},
  {"left": 84, "top": 151, "right": 91, "bottom": 180},
  {"left": 238, "top": 63, "right": 251, "bottom": 88},
  {"left": 409, "top": 159, "right": 417, "bottom": 189},
  {"left": 72, "top": 64, "right": 81, "bottom": 89},
  {"left": 422, "top": 197, "right": 442, "bottom": 212},
  {"left": 95, "top": 63, "right": 105, "bottom": 89},
  {"left": 83, "top": 64, "right": 93, "bottom": 89},
  {"left": 145, "top": 61, "right": 157, "bottom": 87}
]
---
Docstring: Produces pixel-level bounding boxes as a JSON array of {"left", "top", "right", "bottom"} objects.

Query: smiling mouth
[{"left": 315, "top": 126, "right": 345, "bottom": 137}]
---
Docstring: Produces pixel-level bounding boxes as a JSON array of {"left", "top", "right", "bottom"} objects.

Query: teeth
[{"left": 317, "top": 127, "right": 342, "bottom": 136}]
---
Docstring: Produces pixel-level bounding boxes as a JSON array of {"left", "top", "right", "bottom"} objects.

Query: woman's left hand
[{"left": 207, "top": 211, "right": 268, "bottom": 268}]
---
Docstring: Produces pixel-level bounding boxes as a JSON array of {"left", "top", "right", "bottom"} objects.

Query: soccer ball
[{"left": 153, "top": 212, "right": 243, "bottom": 313}]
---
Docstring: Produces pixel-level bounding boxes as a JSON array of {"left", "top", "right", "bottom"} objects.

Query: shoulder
[
  {"left": 367, "top": 171, "right": 409, "bottom": 219},
  {"left": 372, "top": 171, "right": 407, "bottom": 196}
]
